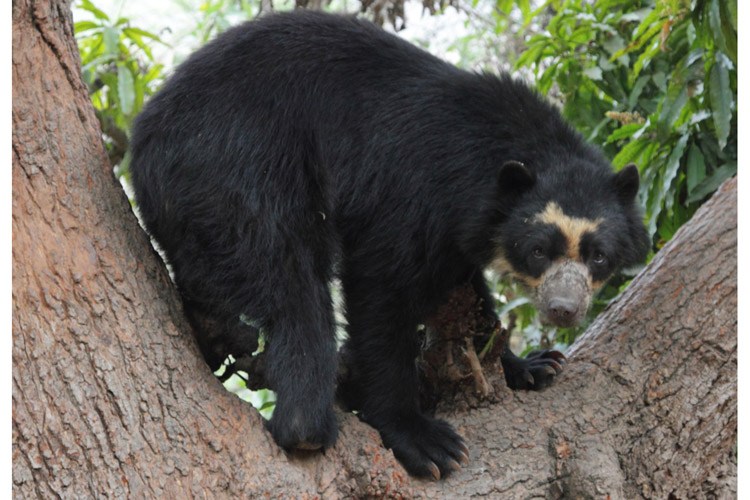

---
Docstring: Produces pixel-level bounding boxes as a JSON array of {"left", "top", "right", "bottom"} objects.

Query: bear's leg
[
  {"left": 263, "top": 273, "right": 339, "bottom": 451},
  {"left": 471, "top": 273, "right": 566, "bottom": 391},
  {"left": 177, "top": 218, "right": 338, "bottom": 450},
  {"left": 341, "top": 284, "right": 469, "bottom": 479},
  {"left": 182, "top": 299, "right": 260, "bottom": 372}
]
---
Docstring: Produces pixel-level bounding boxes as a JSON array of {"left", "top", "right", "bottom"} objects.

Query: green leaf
[
  {"left": 103, "top": 26, "right": 120, "bottom": 56},
  {"left": 124, "top": 29, "right": 154, "bottom": 60},
  {"left": 707, "top": 0, "right": 727, "bottom": 56},
  {"left": 79, "top": 0, "right": 110, "bottom": 20},
  {"left": 122, "top": 26, "right": 164, "bottom": 42},
  {"left": 117, "top": 64, "right": 135, "bottom": 115},
  {"left": 259, "top": 401, "right": 276, "bottom": 411},
  {"left": 537, "top": 63, "right": 559, "bottom": 94},
  {"left": 726, "top": 0, "right": 737, "bottom": 30},
  {"left": 719, "top": 1, "right": 738, "bottom": 64},
  {"left": 660, "top": 84, "right": 688, "bottom": 128},
  {"left": 657, "top": 209, "right": 678, "bottom": 242},
  {"left": 697, "top": 131, "right": 725, "bottom": 167},
  {"left": 686, "top": 144, "right": 706, "bottom": 194},
  {"left": 685, "top": 162, "right": 737, "bottom": 203},
  {"left": 142, "top": 63, "right": 164, "bottom": 85},
  {"left": 606, "top": 123, "right": 643, "bottom": 143},
  {"left": 631, "top": 6, "right": 660, "bottom": 41},
  {"left": 684, "top": 48, "right": 705, "bottom": 72},
  {"left": 81, "top": 53, "right": 116, "bottom": 72},
  {"left": 636, "top": 142, "right": 658, "bottom": 199},
  {"left": 627, "top": 75, "right": 650, "bottom": 109},
  {"left": 648, "top": 135, "right": 688, "bottom": 235},
  {"left": 611, "top": 20, "right": 661, "bottom": 61},
  {"left": 587, "top": 116, "right": 611, "bottom": 143},
  {"left": 663, "top": 135, "right": 689, "bottom": 192},
  {"left": 601, "top": 70, "right": 628, "bottom": 103},
  {"left": 631, "top": 39, "right": 660, "bottom": 81},
  {"left": 645, "top": 164, "right": 664, "bottom": 237},
  {"left": 709, "top": 58, "right": 732, "bottom": 150},
  {"left": 497, "top": 297, "right": 531, "bottom": 318},
  {"left": 613, "top": 138, "right": 649, "bottom": 169},
  {"left": 514, "top": 39, "right": 546, "bottom": 69},
  {"left": 516, "top": 0, "right": 531, "bottom": 22},
  {"left": 651, "top": 71, "right": 667, "bottom": 93},
  {"left": 74, "top": 20, "right": 100, "bottom": 33}
]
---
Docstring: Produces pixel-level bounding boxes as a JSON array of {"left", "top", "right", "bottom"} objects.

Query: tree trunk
[{"left": 12, "top": 0, "right": 736, "bottom": 498}]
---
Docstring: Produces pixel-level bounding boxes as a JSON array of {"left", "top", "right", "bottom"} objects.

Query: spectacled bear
[{"left": 129, "top": 10, "right": 649, "bottom": 479}]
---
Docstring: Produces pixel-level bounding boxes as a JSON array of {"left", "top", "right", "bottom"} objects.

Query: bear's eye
[
  {"left": 592, "top": 251, "right": 607, "bottom": 266},
  {"left": 531, "top": 247, "right": 545, "bottom": 259}
]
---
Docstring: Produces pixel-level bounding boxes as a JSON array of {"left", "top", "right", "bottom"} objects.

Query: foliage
[
  {"left": 74, "top": 0, "right": 167, "bottom": 175},
  {"left": 487, "top": 0, "right": 736, "bottom": 350},
  {"left": 217, "top": 364, "right": 277, "bottom": 419},
  {"left": 516, "top": 0, "right": 736, "bottom": 245},
  {"left": 173, "top": 0, "right": 259, "bottom": 45}
]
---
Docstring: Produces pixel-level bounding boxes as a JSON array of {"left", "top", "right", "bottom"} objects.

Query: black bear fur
[{"left": 129, "top": 10, "right": 649, "bottom": 479}]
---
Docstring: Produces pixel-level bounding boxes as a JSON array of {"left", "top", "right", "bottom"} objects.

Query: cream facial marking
[{"left": 533, "top": 202, "right": 602, "bottom": 260}]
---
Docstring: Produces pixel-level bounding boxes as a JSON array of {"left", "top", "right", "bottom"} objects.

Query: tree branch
[{"left": 12, "top": 0, "right": 736, "bottom": 494}]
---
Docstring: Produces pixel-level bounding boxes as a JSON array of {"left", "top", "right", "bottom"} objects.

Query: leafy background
[{"left": 73, "top": 0, "right": 737, "bottom": 413}]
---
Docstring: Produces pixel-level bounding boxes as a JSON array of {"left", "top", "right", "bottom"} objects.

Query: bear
[{"left": 128, "top": 10, "right": 650, "bottom": 479}]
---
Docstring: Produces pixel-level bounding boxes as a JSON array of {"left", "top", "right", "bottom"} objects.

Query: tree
[{"left": 12, "top": 0, "right": 736, "bottom": 497}]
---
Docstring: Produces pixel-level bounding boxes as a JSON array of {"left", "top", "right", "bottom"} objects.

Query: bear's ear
[
  {"left": 498, "top": 160, "right": 535, "bottom": 193},
  {"left": 613, "top": 163, "right": 640, "bottom": 202}
]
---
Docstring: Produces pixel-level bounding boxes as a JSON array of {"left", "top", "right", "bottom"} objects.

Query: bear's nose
[{"left": 548, "top": 298, "right": 579, "bottom": 324}]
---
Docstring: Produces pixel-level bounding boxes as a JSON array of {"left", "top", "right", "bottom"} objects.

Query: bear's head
[{"left": 491, "top": 160, "right": 650, "bottom": 328}]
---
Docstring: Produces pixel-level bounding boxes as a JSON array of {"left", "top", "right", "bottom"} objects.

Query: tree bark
[
  {"left": 412, "top": 175, "right": 737, "bottom": 499},
  {"left": 12, "top": 0, "right": 736, "bottom": 498}
]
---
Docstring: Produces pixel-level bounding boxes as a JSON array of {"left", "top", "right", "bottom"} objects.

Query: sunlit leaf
[
  {"left": 79, "top": 0, "right": 109, "bottom": 20},
  {"left": 122, "top": 26, "right": 164, "bottom": 42},
  {"left": 709, "top": 58, "right": 732, "bottom": 150},
  {"left": 124, "top": 29, "right": 154, "bottom": 60},
  {"left": 660, "top": 84, "right": 687, "bottom": 128},
  {"left": 606, "top": 123, "right": 643, "bottom": 143},
  {"left": 631, "top": 6, "right": 659, "bottom": 39},
  {"left": 613, "top": 138, "right": 648, "bottom": 168},
  {"left": 632, "top": 39, "right": 659, "bottom": 81},
  {"left": 117, "top": 64, "right": 135, "bottom": 115},
  {"left": 74, "top": 20, "right": 100, "bottom": 33},
  {"left": 142, "top": 63, "right": 164, "bottom": 85},
  {"left": 611, "top": 18, "right": 661, "bottom": 61},
  {"left": 103, "top": 26, "right": 120, "bottom": 56},
  {"left": 497, "top": 297, "right": 531, "bottom": 318}
]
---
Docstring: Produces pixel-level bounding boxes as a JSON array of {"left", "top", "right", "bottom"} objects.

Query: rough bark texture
[
  {"left": 12, "top": 1, "right": 410, "bottom": 497},
  {"left": 413, "top": 176, "right": 737, "bottom": 499},
  {"left": 12, "top": 0, "right": 736, "bottom": 498}
]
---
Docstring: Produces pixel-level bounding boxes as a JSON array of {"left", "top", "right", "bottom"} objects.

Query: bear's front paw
[
  {"left": 503, "top": 349, "right": 566, "bottom": 391},
  {"left": 266, "top": 403, "right": 338, "bottom": 451},
  {"left": 380, "top": 414, "right": 469, "bottom": 480}
]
